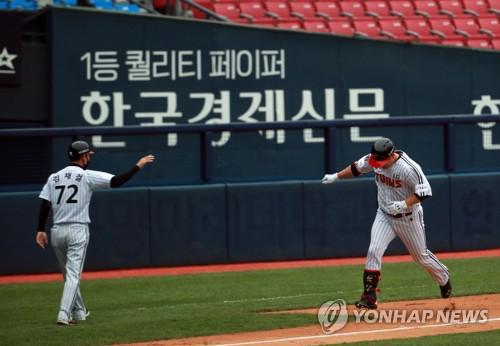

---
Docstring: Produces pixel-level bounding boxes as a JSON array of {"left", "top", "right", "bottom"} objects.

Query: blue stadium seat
[
  {"left": 92, "top": 0, "right": 113, "bottom": 9},
  {"left": 10, "top": 0, "right": 38, "bottom": 10},
  {"left": 114, "top": 3, "right": 140, "bottom": 12},
  {"left": 62, "top": 0, "right": 78, "bottom": 5}
]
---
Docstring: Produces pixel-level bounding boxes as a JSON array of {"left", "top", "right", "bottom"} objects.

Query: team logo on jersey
[{"left": 375, "top": 173, "right": 402, "bottom": 188}]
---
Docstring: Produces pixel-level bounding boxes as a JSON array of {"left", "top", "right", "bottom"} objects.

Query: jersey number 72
[{"left": 55, "top": 185, "right": 79, "bottom": 204}]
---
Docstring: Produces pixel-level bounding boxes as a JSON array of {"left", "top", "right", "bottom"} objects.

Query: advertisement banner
[{"left": 49, "top": 8, "right": 500, "bottom": 183}]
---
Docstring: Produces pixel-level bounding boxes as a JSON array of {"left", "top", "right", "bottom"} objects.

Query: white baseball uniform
[
  {"left": 39, "top": 165, "right": 113, "bottom": 322},
  {"left": 354, "top": 151, "right": 450, "bottom": 286}
]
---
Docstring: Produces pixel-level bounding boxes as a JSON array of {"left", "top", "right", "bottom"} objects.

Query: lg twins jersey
[
  {"left": 39, "top": 165, "right": 113, "bottom": 224},
  {"left": 354, "top": 151, "right": 432, "bottom": 214}
]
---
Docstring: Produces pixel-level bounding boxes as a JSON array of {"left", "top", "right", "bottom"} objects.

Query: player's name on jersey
[{"left": 52, "top": 173, "right": 84, "bottom": 183}]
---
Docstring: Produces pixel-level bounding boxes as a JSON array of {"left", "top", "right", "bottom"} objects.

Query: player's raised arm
[
  {"left": 109, "top": 155, "right": 156, "bottom": 188},
  {"left": 321, "top": 165, "right": 355, "bottom": 184},
  {"left": 322, "top": 155, "right": 372, "bottom": 184}
]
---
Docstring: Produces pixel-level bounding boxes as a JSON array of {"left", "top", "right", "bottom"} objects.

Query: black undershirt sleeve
[
  {"left": 110, "top": 165, "right": 141, "bottom": 188},
  {"left": 350, "top": 163, "right": 361, "bottom": 177},
  {"left": 37, "top": 199, "right": 51, "bottom": 232},
  {"left": 414, "top": 194, "right": 430, "bottom": 202}
]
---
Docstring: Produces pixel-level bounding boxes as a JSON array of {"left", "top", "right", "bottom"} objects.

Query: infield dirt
[{"left": 120, "top": 293, "right": 500, "bottom": 346}]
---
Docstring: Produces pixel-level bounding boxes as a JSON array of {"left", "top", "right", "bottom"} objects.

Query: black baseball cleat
[
  {"left": 355, "top": 292, "right": 378, "bottom": 309},
  {"left": 440, "top": 279, "right": 452, "bottom": 298}
]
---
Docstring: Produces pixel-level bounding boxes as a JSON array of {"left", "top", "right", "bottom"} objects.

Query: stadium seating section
[
  {"left": 203, "top": 0, "right": 500, "bottom": 50},
  {"left": 0, "top": 0, "right": 498, "bottom": 50}
]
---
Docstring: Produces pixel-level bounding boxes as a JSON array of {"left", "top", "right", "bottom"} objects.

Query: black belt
[
  {"left": 392, "top": 212, "right": 412, "bottom": 218},
  {"left": 382, "top": 210, "right": 413, "bottom": 218}
]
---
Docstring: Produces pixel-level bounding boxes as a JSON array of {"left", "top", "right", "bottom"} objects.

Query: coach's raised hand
[{"left": 136, "top": 155, "right": 155, "bottom": 168}]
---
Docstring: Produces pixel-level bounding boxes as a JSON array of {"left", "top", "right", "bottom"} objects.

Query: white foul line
[
  {"left": 213, "top": 317, "right": 500, "bottom": 346},
  {"left": 223, "top": 285, "right": 428, "bottom": 304}
]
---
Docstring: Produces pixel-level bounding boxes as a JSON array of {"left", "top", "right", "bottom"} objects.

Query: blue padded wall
[{"left": 149, "top": 185, "right": 228, "bottom": 266}]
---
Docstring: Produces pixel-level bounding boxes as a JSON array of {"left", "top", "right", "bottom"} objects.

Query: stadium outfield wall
[{"left": 2, "top": 174, "right": 500, "bottom": 274}]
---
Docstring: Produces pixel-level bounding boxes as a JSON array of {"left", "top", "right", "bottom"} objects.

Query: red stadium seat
[
  {"left": 379, "top": 18, "right": 415, "bottom": 41},
  {"left": 239, "top": 2, "right": 275, "bottom": 24},
  {"left": 315, "top": 2, "right": 342, "bottom": 20},
  {"left": 414, "top": 0, "right": 443, "bottom": 18},
  {"left": 354, "top": 18, "right": 385, "bottom": 38},
  {"left": 478, "top": 17, "right": 500, "bottom": 36},
  {"left": 454, "top": 17, "right": 491, "bottom": 38},
  {"left": 389, "top": 0, "right": 419, "bottom": 19},
  {"left": 489, "top": 0, "right": 500, "bottom": 14},
  {"left": 365, "top": 1, "right": 392, "bottom": 19},
  {"left": 213, "top": 3, "right": 251, "bottom": 23},
  {"left": 439, "top": 0, "right": 469, "bottom": 18},
  {"left": 429, "top": 18, "right": 464, "bottom": 40},
  {"left": 289, "top": 2, "right": 321, "bottom": 21},
  {"left": 303, "top": 20, "right": 330, "bottom": 32},
  {"left": 276, "top": 21, "right": 303, "bottom": 29},
  {"left": 328, "top": 19, "right": 355, "bottom": 35},
  {"left": 463, "top": 0, "right": 491, "bottom": 16},
  {"left": 442, "top": 38, "right": 466, "bottom": 46},
  {"left": 492, "top": 38, "right": 500, "bottom": 49},
  {"left": 405, "top": 18, "right": 441, "bottom": 41},
  {"left": 265, "top": 1, "right": 297, "bottom": 22},
  {"left": 467, "top": 38, "right": 492, "bottom": 48},
  {"left": 340, "top": 1, "right": 367, "bottom": 19}
]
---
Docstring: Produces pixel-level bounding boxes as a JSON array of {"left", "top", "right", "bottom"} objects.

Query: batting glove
[
  {"left": 387, "top": 200, "right": 407, "bottom": 215},
  {"left": 322, "top": 173, "right": 338, "bottom": 184}
]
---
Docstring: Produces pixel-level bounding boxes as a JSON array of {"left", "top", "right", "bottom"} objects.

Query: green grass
[{"left": 0, "top": 257, "right": 499, "bottom": 345}]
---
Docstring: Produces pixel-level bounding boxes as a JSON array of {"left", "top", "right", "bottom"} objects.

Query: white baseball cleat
[
  {"left": 74, "top": 310, "right": 91, "bottom": 321},
  {"left": 57, "top": 319, "right": 76, "bottom": 326}
]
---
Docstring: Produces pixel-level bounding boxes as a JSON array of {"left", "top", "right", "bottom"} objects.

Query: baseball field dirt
[
  {"left": 119, "top": 293, "right": 500, "bottom": 346},
  {"left": 2, "top": 248, "right": 499, "bottom": 284}
]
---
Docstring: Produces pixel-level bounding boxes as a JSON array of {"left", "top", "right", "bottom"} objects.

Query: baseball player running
[
  {"left": 322, "top": 137, "right": 451, "bottom": 309},
  {"left": 35, "top": 140, "right": 155, "bottom": 325}
]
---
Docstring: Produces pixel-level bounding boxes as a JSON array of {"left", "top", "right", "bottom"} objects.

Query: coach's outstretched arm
[
  {"left": 321, "top": 163, "right": 358, "bottom": 184},
  {"left": 36, "top": 154, "right": 155, "bottom": 249},
  {"left": 110, "top": 155, "right": 155, "bottom": 188}
]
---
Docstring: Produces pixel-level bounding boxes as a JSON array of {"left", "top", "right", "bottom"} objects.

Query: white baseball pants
[
  {"left": 51, "top": 223, "right": 89, "bottom": 322},
  {"left": 365, "top": 207, "right": 449, "bottom": 286}
]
